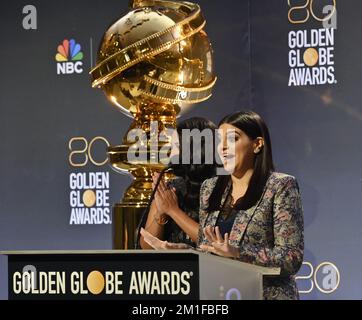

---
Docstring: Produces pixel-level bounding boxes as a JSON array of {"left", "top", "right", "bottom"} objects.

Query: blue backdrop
[{"left": 0, "top": 0, "right": 361, "bottom": 299}]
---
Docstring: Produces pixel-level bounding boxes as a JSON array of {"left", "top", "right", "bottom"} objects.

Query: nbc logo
[{"left": 55, "top": 39, "right": 84, "bottom": 75}]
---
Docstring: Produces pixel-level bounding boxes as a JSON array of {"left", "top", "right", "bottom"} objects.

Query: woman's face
[{"left": 218, "top": 123, "right": 260, "bottom": 175}]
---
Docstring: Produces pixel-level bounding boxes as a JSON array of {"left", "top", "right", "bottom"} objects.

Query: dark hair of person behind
[
  {"left": 207, "top": 110, "right": 275, "bottom": 212},
  {"left": 176, "top": 117, "right": 218, "bottom": 210}
]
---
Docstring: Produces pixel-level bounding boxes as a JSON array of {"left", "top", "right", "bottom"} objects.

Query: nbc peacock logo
[{"left": 55, "top": 39, "right": 84, "bottom": 75}]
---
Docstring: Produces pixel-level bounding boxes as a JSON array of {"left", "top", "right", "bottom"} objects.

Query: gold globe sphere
[{"left": 90, "top": 0, "right": 217, "bottom": 118}]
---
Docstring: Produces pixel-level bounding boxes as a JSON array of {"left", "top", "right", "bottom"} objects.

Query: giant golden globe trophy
[{"left": 90, "top": 0, "right": 216, "bottom": 249}]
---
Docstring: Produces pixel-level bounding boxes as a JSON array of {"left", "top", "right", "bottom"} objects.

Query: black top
[
  {"left": 216, "top": 187, "right": 238, "bottom": 237},
  {"left": 164, "top": 177, "right": 199, "bottom": 247},
  {"left": 216, "top": 212, "right": 237, "bottom": 237}
]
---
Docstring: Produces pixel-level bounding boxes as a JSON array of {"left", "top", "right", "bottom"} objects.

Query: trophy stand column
[{"left": 109, "top": 106, "right": 176, "bottom": 249}]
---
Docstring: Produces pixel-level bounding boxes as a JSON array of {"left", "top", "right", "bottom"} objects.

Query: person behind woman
[
  {"left": 197, "top": 110, "right": 304, "bottom": 300},
  {"left": 138, "top": 117, "right": 217, "bottom": 249}
]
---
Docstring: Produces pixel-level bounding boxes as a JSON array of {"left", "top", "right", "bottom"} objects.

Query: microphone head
[
  {"left": 164, "top": 166, "right": 174, "bottom": 173},
  {"left": 163, "top": 155, "right": 184, "bottom": 176}
]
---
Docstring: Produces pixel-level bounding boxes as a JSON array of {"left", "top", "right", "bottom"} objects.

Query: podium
[{"left": 0, "top": 250, "right": 279, "bottom": 300}]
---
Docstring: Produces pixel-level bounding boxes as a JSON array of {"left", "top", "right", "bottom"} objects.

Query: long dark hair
[
  {"left": 207, "top": 110, "right": 275, "bottom": 212},
  {"left": 175, "top": 117, "right": 218, "bottom": 210}
]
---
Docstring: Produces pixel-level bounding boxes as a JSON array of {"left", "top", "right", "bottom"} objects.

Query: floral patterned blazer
[{"left": 198, "top": 172, "right": 304, "bottom": 300}]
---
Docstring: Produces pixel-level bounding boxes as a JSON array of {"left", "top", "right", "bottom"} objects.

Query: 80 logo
[
  {"left": 68, "top": 136, "right": 110, "bottom": 167},
  {"left": 296, "top": 261, "right": 340, "bottom": 294},
  {"left": 288, "top": 0, "right": 336, "bottom": 24}
]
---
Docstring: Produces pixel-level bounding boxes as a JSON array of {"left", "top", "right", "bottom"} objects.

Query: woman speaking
[{"left": 198, "top": 110, "right": 304, "bottom": 300}]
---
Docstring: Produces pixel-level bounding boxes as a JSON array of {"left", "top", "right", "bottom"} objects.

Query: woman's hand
[
  {"left": 152, "top": 173, "right": 179, "bottom": 217},
  {"left": 199, "top": 226, "right": 240, "bottom": 259},
  {"left": 140, "top": 228, "right": 191, "bottom": 250}
]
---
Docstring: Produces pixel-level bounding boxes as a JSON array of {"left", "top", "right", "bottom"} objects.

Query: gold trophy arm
[
  {"left": 139, "top": 75, "right": 217, "bottom": 104},
  {"left": 130, "top": 0, "right": 198, "bottom": 13}
]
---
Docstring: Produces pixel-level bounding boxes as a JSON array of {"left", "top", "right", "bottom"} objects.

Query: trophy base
[{"left": 112, "top": 204, "right": 146, "bottom": 249}]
